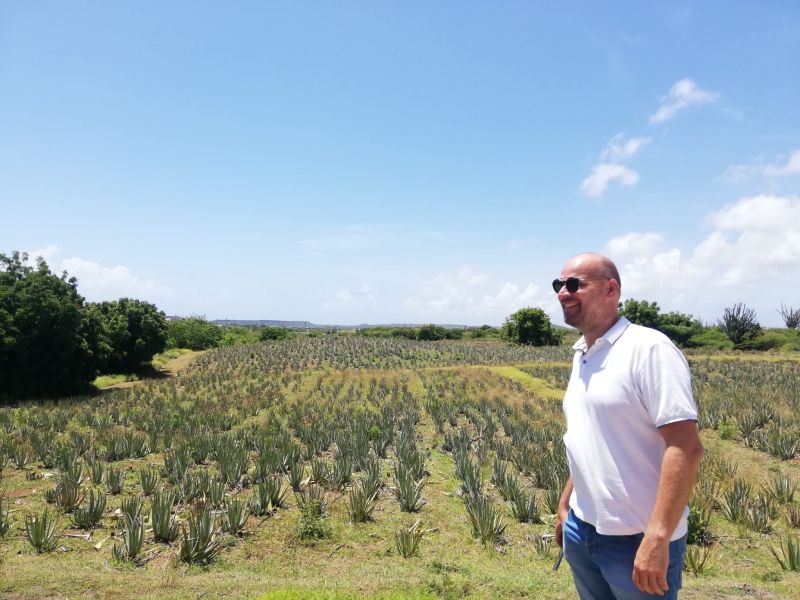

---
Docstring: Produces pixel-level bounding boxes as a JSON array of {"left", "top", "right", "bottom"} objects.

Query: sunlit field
[{"left": 1, "top": 337, "right": 799, "bottom": 599}]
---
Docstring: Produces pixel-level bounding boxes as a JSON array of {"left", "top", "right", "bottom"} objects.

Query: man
[{"left": 553, "top": 253, "right": 704, "bottom": 599}]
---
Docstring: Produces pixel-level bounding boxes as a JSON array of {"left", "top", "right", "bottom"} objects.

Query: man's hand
[
  {"left": 632, "top": 534, "right": 669, "bottom": 595},
  {"left": 555, "top": 477, "right": 573, "bottom": 548},
  {"left": 555, "top": 505, "right": 569, "bottom": 547}
]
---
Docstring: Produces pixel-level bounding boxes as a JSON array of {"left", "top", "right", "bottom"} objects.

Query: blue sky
[{"left": 2, "top": 2, "right": 799, "bottom": 326}]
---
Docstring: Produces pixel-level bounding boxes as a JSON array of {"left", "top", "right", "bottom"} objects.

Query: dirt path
[{"left": 100, "top": 350, "right": 204, "bottom": 391}]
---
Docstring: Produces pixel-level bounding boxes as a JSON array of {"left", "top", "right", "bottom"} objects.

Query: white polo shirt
[{"left": 562, "top": 317, "right": 697, "bottom": 540}]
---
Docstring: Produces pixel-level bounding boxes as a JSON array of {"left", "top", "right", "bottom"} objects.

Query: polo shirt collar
[{"left": 572, "top": 316, "right": 631, "bottom": 352}]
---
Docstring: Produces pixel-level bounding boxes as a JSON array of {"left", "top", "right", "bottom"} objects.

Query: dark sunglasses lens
[
  {"left": 552, "top": 279, "right": 564, "bottom": 293},
  {"left": 566, "top": 278, "right": 581, "bottom": 293}
]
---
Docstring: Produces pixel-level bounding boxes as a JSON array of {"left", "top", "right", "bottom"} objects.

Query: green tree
[
  {"left": 416, "top": 324, "right": 449, "bottom": 341},
  {"left": 619, "top": 299, "right": 661, "bottom": 329},
  {"left": 93, "top": 298, "right": 168, "bottom": 372},
  {"left": 618, "top": 298, "right": 704, "bottom": 347},
  {"left": 0, "top": 252, "right": 105, "bottom": 397},
  {"left": 167, "top": 316, "right": 222, "bottom": 350},
  {"left": 657, "top": 311, "right": 704, "bottom": 347},
  {"left": 502, "top": 308, "right": 562, "bottom": 346},
  {"left": 259, "top": 326, "right": 292, "bottom": 341}
]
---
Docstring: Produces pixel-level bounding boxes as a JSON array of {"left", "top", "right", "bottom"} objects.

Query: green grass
[
  {"left": 151, "top": 347, "right": 194, "bottom": 370},
  {"left": 487, "top": 365, "right": 565, "bottom": 400},
  {"left": 3, "top": 343, "right": 800, "bottom": 599},
  {"left": 92, "top": 373, "right": 138, "bottom": 388}
]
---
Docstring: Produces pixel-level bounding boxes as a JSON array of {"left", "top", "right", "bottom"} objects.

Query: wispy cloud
[
  {"left": 721, "top": 150, "right": 800, "bottom": 183},
  {"left": 405, "top": 265, "right": 553, "bottom": 323},
  {"left": 649, "top": 78, "right": 719, "bottom": 124},
  {"left": 581, "top": 133, "right": 647, "bottom": 198},
  {"left": 325, "top": 284, "right": 377, "bottom": 310},
  {"left": 581, "top": 163, "right": 640, "bottom": 197},
  {"left": 600, "top": 134, "right": 650, "bottom": 162}
]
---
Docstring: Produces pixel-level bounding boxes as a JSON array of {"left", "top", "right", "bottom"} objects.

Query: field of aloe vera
[{"left": 1, "top": 337, "right": 799, "bottom": 599}]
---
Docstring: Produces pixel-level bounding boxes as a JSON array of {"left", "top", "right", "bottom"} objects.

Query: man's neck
[{"left": 582, "top": 314, "right": 620, "bottom": 349}]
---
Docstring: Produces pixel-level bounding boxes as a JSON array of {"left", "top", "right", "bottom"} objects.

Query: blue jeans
[{"left": 563, "top": 509, "right": 687, "bottom": 600}]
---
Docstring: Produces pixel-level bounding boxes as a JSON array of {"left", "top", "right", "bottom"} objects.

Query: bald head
[{"left": 567, "top": 252, "right": 621, "bottom": 296}]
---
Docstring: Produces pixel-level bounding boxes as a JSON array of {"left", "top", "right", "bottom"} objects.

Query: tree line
[
  {"left": 1, "top": 252, "right": 167, "bottom": 399},
  {"left": 3, "top": 248, "right": 799, "bottom": 398}
]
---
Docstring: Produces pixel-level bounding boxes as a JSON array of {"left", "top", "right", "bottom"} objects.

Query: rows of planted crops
[{"left": 0, "top": 337, "right": 799, "bottom": 590}]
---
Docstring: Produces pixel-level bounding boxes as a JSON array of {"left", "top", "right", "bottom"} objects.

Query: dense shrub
[
  {"left": 502, "top": 308, "right": 562, "bottom": 346},
  {"left": 689, "top": 328, "right": 734, "bottom": 351},
  {"left": 259, "top": 326, "right": 294, "bottom": 341},
  {"left": 738, "top": 329, "right": 800, "bottom": 352},
  {"left": 167, "top": 317, "right": 222, "bottom": 350}
]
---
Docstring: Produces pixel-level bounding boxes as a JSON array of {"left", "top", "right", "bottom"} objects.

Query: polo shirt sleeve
[{"left": 636, "top": 339, "right": 698, "bottom": 428}]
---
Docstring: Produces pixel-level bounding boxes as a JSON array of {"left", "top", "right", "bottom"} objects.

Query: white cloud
[
  {"left": 604, "top": 232, "right": 665, "bottom": 262},
  {"left": 721, "top": 150, "right": 800, "bottom": 183},
  {"left": 405, "top": 265, "right": 552, "bottom": 323},
  {"left": 649, "top": 78, "right": 719, "bottom": 124},
  {"left": 604, "top": 194, "right": 800, "bottom": 323},
  {"left": 763, "top": 151, "right": 800, "bottom": 177},
  {"left": 481, "top": 283, "right": 542, "bottom": 310},
  {"left": 406, "top": 270, "right": 478, "bottom": 314},
  {"left": 60, "top": 257, "right": 166, "bottom": 298},
  {"left": 16, "top": 246, "right": 167, "bottom": 301},
  {"left": 600, "top": 134, "right": 650, "bottom": 162},
  {"left": 455, "top": 265, "right": 489, "bottom": 286},
  {"left": 581, "top": 163, "right": 640, "bottom": 197},
  {"left": 326, "top": 283, "right": 377, "bottom": 310},
  {"left": 22, "top": 245, "right": 60, "bottom": 265}
]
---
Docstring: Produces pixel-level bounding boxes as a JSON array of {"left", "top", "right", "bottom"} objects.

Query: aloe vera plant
[
  {"left": 286, "top": 459, "right": 305, "bottom": 492},
  {"left": 206, "top": 476, "right": 226, "bottom": 508},
  {"left": 87, "top": 457, "right": 105, "bottom": 485},
  {"left": 112, "top": 514, "right": 145, "bottom": 563},
  {"left": 347, "top": 480, "right": 378, "bottom": 523},
  {"left": 151, "top": 490, "right": 179, "bottom": 543},
  {"left": 391, "top": 465, "right": 425, "bottom": 512},
  {"left": 106, "top": 465, "right": 125, "bottom": 495},
  {"left": 221, "top": 498, "right": 248, "bottom": 535},
  {"left": 120, "top": 496, "right": 143, "bottom": 523},
  {"left": 765, "top": 474, "right": 797, "bottom": 505},
  {"left": 362, "top": 455, "right": 383, "bottom": 497},
  {"left": 25, "top": 509, "right": 61, "bottom": 553},
  {"left": 0, "top": 493, "right": 11, "bottom": 537},
  {"left": 395, "top": 519, "right": 429, "bottom": 558},
  {"left": 510, "top": 489, "right": 542, "bottom": 524},
  {"left": 310, "top": 458, "right": 329, "bottom": 486},
  {"left": 139, "top": 465, "right": 159, "bottom": 496},
  {"left": 465, "top": 494, "right": 506, "bottom": 546},
  {"left": 12, "top": 442, "right": 33, "bottom": 469},
  {"left": 179, "top": 508, "right": 223, "bottom": 564},
  {"left": 684, "top": 543, "right": 715, "bottom": 575},
  {"left": 770, "top": 534, "right": 800, "bottom": 571},
  {"left": 250, "top": 477, "right": 287, "bottom": 515},
  {"left": 52, "top": 474, "right": 83, "bottom": 513},
  {"left": 71, "top": 487, "right": 106, "bottom": 529}
]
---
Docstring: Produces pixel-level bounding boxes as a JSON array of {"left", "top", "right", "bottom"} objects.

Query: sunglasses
[{"left": 552, "top": 277, "right": 583, "bottom": 293}]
